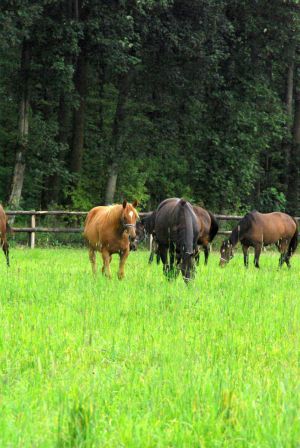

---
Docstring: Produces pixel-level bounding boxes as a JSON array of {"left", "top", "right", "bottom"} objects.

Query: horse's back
[
  {"left": 155, "top": 198, "right": 199, "bottom": 250},
  {"left": 245, "top": 211, "right": 296, "bottom": 244}
]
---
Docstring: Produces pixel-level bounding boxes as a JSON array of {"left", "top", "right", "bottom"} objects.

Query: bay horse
[
  {"left": 154, "top": 198, "right": 200, "bottom": 282},
  {"left": 0, "top": 205, "right": 10, "bottom": 267},
  {"left": 219, "top": 211, "right": 298, "bottom": 268},
  {"left": 84, "top": 200, "right": 138, "bottom": 279},
  {"left": 193, "top": 206, "right": 219, "bottom": 265}
]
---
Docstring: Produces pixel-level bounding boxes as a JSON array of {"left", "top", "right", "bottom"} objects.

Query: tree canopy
[{"left": 1, "top": 0, "right": 300, "bottom": 213}]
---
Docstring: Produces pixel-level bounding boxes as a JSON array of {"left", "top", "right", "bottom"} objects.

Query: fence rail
[{"left": 6, "top": 210, "right": 300, "bottom": 248}]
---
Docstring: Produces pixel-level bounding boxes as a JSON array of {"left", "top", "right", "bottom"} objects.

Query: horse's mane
[
  {"left": 176, "top": 200, "right": 197, "bottom": 255},
  {"left": 86, "top": 204, "right": 138, "bottom": 229},
  {"left": 105, "top": 204, "right": 138, "bottom": 224}
]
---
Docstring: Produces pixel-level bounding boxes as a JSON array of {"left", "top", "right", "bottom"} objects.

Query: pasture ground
[{"left": 0, "top": 248, "right": 299, "bottom": 447}]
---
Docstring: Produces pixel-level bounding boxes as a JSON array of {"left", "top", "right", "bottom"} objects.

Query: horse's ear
[
  {"left": 132, "top": 199, "right": 138, "bottom": 208},
  {"left": 122, "top": 199, "right": 127, "bottom": 209}
]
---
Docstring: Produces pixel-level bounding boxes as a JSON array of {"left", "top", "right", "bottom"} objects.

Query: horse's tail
[
  {"left": 287, "top": 218, "right": 298, "bottom": 258},
  {"left": 208, "top": 212, "right": 219, "bottom": 242}
]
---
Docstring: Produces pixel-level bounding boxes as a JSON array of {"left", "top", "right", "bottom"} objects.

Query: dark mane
[
  {"left": 229, "top": 212, "right": 254, "bottom": 247},
  {"left": 176, "top": 200, "right": 197, "bottom": 255}
]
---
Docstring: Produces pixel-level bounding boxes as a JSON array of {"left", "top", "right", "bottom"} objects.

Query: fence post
[{"left": 30, "top": 213, "right": 36, "bottom": 249}]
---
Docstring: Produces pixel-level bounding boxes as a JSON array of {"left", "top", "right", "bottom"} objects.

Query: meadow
[{"left": 0, "top": 247, "right": 299, "bottom": 447}]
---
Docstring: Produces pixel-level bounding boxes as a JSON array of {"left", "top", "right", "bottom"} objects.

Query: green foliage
[
  {"left": 258, "top": 187, "right": 287, "bottom": 212},
  {"left": 0, "top": 0, "right": 299, "bottom": 213}
]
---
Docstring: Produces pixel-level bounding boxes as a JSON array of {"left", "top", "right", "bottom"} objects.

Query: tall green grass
[{"left": 0, "top": 248, "right": 299, "bottom": 447}]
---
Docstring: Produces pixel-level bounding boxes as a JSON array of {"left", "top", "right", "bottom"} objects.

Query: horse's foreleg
[
  {"left": 118, "top": 248, "right": 129, "bottom": 280},
  {"left": 102, "top": 250, "right": 112, "bottom": 279},
  {"left": 242, "top": 245, "right": 249, "bottom": 268},
  {"left": 254, "top": 244, "right": 261, "bottom": 268},
  {"left": 2, "top": 240, "right": 9, "bottom": 267}
]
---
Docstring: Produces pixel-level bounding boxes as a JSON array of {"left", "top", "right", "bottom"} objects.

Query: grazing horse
[
  {"left": 219, "top": 211, "right": 298, "bottom": 268},
  {"left": 0, "top": 205, "right": 10, "bottom": 267},
  {"left": 155, "top": 198, "right": 200, "bottom": 282},
  {"left": 136, "top": 211, "right": 159, "bottom": 264},
  {"left": 193, "top": 206, "right": 219, "bottom": 265},
  {"left": 84, "top": 200, "right": 138, "bottom": 279}
]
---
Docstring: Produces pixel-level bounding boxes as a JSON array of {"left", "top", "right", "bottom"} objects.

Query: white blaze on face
[{"left": 129, "top": 211, "right": 134, "bottom": 221}]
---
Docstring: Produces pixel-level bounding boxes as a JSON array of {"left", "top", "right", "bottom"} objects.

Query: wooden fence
[{"left": 7, "top": 210, "right": 300, "bottom": 248}]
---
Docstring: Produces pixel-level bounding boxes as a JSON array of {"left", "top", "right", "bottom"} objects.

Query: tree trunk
[
  {"left": 282, "top": 44, "right": 295, "bottom": 187},
  {"left": 69, "top": 45, "right": 88, "bottom": 175},
  {"left": 104, "top": 74, "right": 130, "bottom": 204},
  {"left": 105, "top": 163, "right": 118, "bottom": 205},
  {"left": 287, "top": 71, "right": 300, "bottom": 214},
  {"left": 42, "top": 93, "right": 70, "bottom": 206},
  {"left": 8, "top": 39, "right": 31, "bottom": 212}
]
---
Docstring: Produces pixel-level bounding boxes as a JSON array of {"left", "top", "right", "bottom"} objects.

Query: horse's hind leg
[
  {"left": 254, "top": 244, "right": 261, "bottom": 268},
  {"left": 204, "top": 244, "right": 210, "bottom": 265},
  {"left": 101, "top": 249, "right": 112, "bottom": 279},
  {"left": 242, "top": 245, "right": 249, "bottom": 268},
  {"left": 278, "top": 253, "right": 285, "bottom": 268},
  {"left": 278, "top": 239, "right": 289, "bottom": 268},
  {"left": 89, "top": 247, "right": 97, "bottom": 275}
]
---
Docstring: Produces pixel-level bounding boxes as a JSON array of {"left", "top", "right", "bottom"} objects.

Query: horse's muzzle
[{"left": 130, "top": 240, "right": 138, "bottom": 251}]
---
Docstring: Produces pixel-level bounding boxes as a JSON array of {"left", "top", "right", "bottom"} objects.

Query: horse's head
[
  {"left": 219, "top": 240, "right": 233, "bottom": 266},
  {"left": 135, "top": 219, "right": 147, "bottom": 245},
  {"left": 179, "top": 251, "right": 197, "bottom": 283},
  {"left": 121, "top": 199, "right": 139, "bottom": 248}
]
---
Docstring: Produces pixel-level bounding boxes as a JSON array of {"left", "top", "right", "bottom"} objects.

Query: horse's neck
[{"left": 230, "top": 226, "right": 239, "bottom": 247}]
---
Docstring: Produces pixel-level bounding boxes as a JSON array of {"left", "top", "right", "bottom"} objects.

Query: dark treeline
[{"left": 0, "top": 0, "right": 300, "bottom": 214}]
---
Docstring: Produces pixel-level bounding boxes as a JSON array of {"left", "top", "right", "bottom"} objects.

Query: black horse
[
  {"left": 154, "top": 198, "right": 200, "bottom": 282},
  {"left": 136, "top": 211, "right": 159, "bottom": 263}
]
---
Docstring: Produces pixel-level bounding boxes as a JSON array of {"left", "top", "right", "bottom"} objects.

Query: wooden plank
[
  {"left": 12, "top": 227, "right": 83, "bottom": 233},
  {"left": 30, "top": 214, "right": 36, "bottom": 248},
  {"left": 6, "top": 210, "right": 87, "bottom": 216}
]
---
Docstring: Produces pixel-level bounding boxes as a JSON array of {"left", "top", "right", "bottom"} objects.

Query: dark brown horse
[
  {"left": 193, "top": 206, "right": 219, "bottom": 265},
  {"left": 0, "top": 205, "right": 10, "bottom": 266},
  {"left": 154, "top": 198, "right": 200, "bottom": 282},
  {"left": 137, "top": 206, "right": 219, "bottom": 266},
  {"left": 220, "top": 211, "right": 298, "bottom": 268},
  {"left": 84, "top": 200, "right": 138, "bottom": 279}
]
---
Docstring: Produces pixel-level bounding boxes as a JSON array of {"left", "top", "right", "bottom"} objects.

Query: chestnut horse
[
  {"left": 0, "top": 205, "right": 10, "bottom": 266},
  {"left": 84, "top": 200, "right": 138, "bottom": 279},
  {"left": 220, "top": 211, "right": 298, "bottom": 268},
  {"left": 193, "top": 206, "right": 219, "bottom": 265}
]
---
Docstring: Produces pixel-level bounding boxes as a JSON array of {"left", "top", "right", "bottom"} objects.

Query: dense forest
[{"left": 0, "top": 0, "right": 300, "bottom": 214}]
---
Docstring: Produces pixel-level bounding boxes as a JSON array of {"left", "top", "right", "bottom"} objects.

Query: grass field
[{"left": 0, "top": 247, "right": 299, "bottom": 447}]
